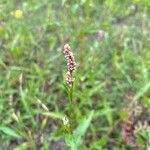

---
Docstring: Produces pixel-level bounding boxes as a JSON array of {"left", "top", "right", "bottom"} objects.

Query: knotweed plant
[
  {"left": 62, "top": 44, "right": 94, "bottom": 150},
  {"left": 62, "top": 44, "right": 76, "bottom": 131},
  {"left": 122, "top": 100, "right": 150, "bottom": 148},
  {"left": 63, "top": 44, "right": 76, "bottom": 103}
]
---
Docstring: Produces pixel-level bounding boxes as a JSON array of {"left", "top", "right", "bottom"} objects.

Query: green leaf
[
  {"left": 62, "top": 0, "right": 67, "bottom": 6},
  {"left": 0, "top": 126, "right": 20, "bottom": 138},
  {"left": 119, "top": 110, "right": 128, "bottom": 120},
  {"left": 75, "top": 110, "right": 94, "bottom": 146},
  {"left": 134, "top": 82, "right": 150, "bottom": 100},
  {"left": 65, "top": 135, "right": 77, "bottom": 150},
  {"left": 65, "top": 111, "right": 94, "bottom": 150},
  {"left": 98, "top": 135, "right": 109, "bottom": 147},
  {"left": 14, "top": 143, "right": 28, "bottom": 150}
]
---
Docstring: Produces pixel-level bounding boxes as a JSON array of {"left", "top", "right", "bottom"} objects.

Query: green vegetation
[{"left": 0, "top": 0, "right": 150, "bottom": 149}]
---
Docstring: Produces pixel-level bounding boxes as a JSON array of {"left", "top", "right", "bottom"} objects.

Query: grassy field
[{"left": 0, "top": 0, "right": 150, "bottom": 149}]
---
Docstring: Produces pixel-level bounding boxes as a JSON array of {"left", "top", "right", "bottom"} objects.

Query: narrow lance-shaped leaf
[{"left": 0, "top": 126, "right": 20, "bottom": 138}]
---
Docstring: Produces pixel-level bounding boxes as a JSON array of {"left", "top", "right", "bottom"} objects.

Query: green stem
[{"left": 70, "top": 84, "right": 73, "bottom": 103}]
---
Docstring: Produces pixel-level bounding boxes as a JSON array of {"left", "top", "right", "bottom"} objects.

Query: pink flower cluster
[
  {"left": 63, "top": 44, "right": 76, "bottom": 72},
  {"left": 65, "top": 71, "right": 74, "bottom": 87},
  {"left": 122, "top": 111, "right": 137, "bottom": 146},
  {"left": 122, "top": 101, "right": 150, "bottom": 146},
  {"left": 63, "top": 44, "right": 76, "bottom": 87}
]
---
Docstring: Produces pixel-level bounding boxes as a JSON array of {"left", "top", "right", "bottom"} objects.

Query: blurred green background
[{"left": 0, "top": 0, "right": 150, "bottom": 149}]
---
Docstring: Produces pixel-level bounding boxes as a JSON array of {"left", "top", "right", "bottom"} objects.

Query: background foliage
[{"left": 0, "top": 0, "right": 150, "bottom": 149}]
